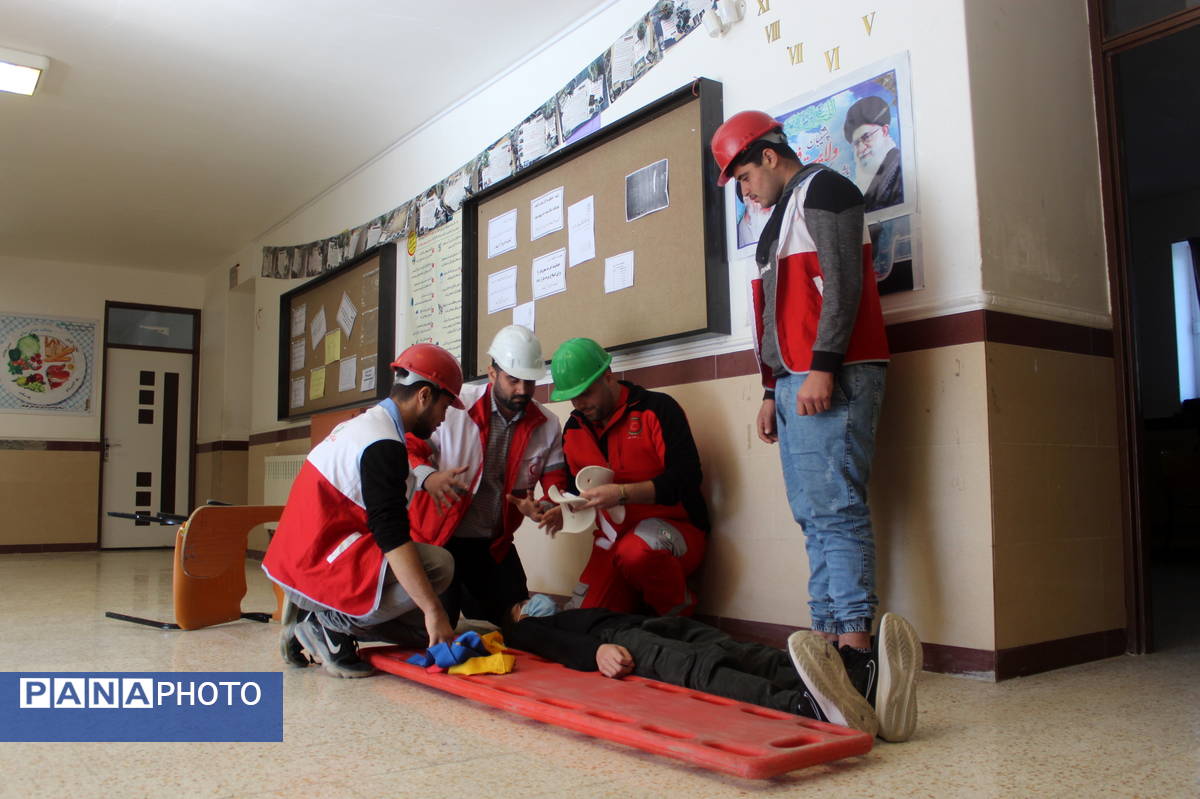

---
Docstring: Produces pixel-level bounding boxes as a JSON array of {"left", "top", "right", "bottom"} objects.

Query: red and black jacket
[{"left": 561, "top": 381, "right": 709, "bottom": 535}]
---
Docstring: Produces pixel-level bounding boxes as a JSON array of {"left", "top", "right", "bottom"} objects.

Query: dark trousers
[
  {"left": 440, "top": 537, "right": 528, "bottom": 628},
  {"left": 602, "top": 616, "right": 808, "bottom": 714}
]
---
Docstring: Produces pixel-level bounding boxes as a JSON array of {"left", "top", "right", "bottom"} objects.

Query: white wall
[
  {"left": 206, "top": 0, "right": 990, "bottom": 437},
  {"left": 965, "top": 0, "right": 1111, "bottom": 327},
  {"left": 0, "top": 255, "right": 203, "bottom": 440}
]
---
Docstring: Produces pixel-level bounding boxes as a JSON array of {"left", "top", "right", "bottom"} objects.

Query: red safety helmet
[
  {"left": 710, "top": 110, "right": 784, "bottom": 186},
  {"left": 390, "top": 343, "right": 465, "bottom": 408}
]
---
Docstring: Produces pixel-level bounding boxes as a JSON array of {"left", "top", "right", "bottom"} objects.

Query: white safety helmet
[{"left": 487, "top": 325, "right": 545, "bottom": 381}]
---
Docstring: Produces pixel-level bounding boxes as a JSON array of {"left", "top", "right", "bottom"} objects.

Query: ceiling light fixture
[{"left": 0, "top": 46, "right": 50, "bottom": 96}]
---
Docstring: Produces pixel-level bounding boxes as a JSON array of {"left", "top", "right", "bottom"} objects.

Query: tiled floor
[{"left": 1, "top": 550, "right": 1197, "bottom": 798}]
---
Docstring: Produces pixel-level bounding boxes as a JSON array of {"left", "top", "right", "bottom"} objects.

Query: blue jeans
[{"left": 776, "top": 364, "right": 886, "bottom": 635}]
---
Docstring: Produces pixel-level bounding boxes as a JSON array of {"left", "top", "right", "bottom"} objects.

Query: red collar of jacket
[{"left": 573, "top": 381, "right": 640, "bottom": 440}]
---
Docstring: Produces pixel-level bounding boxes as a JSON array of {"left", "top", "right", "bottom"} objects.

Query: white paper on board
[
  {"left": 360, "top": 366, "right": 376, "bottom": 393},
  {"left": 530, "top": 187, "right": 565, "bottom": 241},
  {"left": 337, "top": 291, "right": 358, "bottom": 338},
  {"left": 567, "top": 195, "right": 596, "bottom": 267},
  {"left": 604, "top": 251, "right": 635, "bottom": 294},
  {"left": 532, "top": 248, "right": 567, "bottom": 300},
  {"left": 290, "top": 377, "right": 305, "bottom": 409},
  {"left": 625, "top": 158, "right": 670, "bottom": 222},
  {"left": 290, "top": 339, "right": 304, "bottom": 372},
  {"left": 290, "top": 304, "right": 306, "bottom": 338},
  {"left": 487, "top": 265, "right": 519, "bottom": 314},
  {"left": 337, "top": 356, "right": 357, "bottom": 393},
  {"left": 513, "top": 301, "right": 535, "bottom": 332},
  {"left": 487, "top": 209, "right": 518, "bottom": 259},
  {"left": 309, "top": 307, "right": 327, "bottom": 350}
]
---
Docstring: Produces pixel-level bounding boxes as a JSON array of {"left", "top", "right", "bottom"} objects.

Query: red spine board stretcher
[{"left": 363, "top": 646, "right": 872, "bottom": 779}]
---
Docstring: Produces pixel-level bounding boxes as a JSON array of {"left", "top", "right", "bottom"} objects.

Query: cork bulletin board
[
  {"left": 277, "top": 244, "right": 396, "bottom": 420},
  {"left": 461, "top": 79, "right": 727, "bottom": 379}
]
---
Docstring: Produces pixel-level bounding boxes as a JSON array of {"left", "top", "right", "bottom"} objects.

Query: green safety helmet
[{"left": 549, "top": 337, "right": 612, "bottom": 401}]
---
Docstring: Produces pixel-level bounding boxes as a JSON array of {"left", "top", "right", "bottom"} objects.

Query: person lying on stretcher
[{"left": 504, "top": 602, "right": 921, "bottom": 743}]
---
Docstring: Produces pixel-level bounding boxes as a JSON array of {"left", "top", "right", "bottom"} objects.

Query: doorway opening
[
  {"left": 1092, "top": 3, "right": 1200, "bottom": 652},
  {"left": 98, "top": 302, "right": 200, "bottom": 549}
]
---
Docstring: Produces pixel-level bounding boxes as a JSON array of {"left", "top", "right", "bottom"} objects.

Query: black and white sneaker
[
  {"left": 838, "top": 644, "right": 879, "bottom": 706},
  {"left": 787, "top": 631, "right": 879, "bottom": 737},
  {"left": 278, "top": 598, "right": 311, "bottom": 668},
  {"left": 292, "top": 615, "right": 376, "bottom": 679},
  {"left": 872, "top": 612, "right": 921, "bottom": 742}
]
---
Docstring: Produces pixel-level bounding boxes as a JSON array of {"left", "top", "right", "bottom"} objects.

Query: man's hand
[
  {"left": 537, "top": 505, "right": 563, "bottom": 537},
  {"left": 424, "top": 606, "right": 455, "bottom": 647},
  {"left": 757, "top": 398, "right": 778, "bottom": 443},
  {"left": 424, "top": 466, "right": 469, "bottom": 512},
  {"left": 579, "top": 483, "right": 621, "bottom": 510},
  {"left": 506, "top": 493, "right": 543, "bottom": 519},
  {"left": 595, "top": 643, "right": 634, "bottom": 678},
  {"left": 507, "top": 494, "right": 564, "bottom": 537},
  {"left": 796, "top": 370, "right": 834, "bottom": 416}
]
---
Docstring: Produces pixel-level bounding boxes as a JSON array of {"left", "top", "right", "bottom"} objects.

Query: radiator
[{"left": 262, "top": 454, "right": 306, "bottom": 511}]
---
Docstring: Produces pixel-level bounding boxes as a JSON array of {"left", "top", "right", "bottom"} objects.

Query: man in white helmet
[{"left": 406, "top": 325, "right": 569, "bottom": 627}]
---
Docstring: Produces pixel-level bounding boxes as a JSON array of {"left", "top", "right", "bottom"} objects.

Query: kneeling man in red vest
[{"left": 263, "top": 344, "right": 465, "bottom": 678}]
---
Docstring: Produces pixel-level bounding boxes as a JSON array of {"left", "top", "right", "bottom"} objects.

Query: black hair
[
  {"left": 729, "top": 138, "right": 800, "bottom": 176},
  {"left": 390, "top": 368, "right": 451, "bottom": 404}
]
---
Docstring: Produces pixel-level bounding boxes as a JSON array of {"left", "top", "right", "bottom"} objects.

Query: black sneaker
[
  {"left": 292, "top": 615, "right": 376, "bottom": 678},
  {"left": 838, "top": 643, "right": 879, "bottom": 706},
  {"left": 278, "top": 599, "right": 311, "bottom": 668},
  {"left": 873, "top": 612, "right": 921, "bottom": 742},
  {"left": 788, "top": 631, "right": 879, "bottom": 736}
]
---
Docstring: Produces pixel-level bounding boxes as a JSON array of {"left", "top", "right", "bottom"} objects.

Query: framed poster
[{"left": 0, "top": 312, "right": 98, "bottom": 415}]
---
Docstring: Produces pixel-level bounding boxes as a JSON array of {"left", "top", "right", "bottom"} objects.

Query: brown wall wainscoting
[
  {"left": 532, "top": 310, "right": 1113, "bottom": 403},
  {"left": 0, "top": 543, "right": 99, "bottom": 554},
  {"left": 0, "top": 439, "right": 103, "bottom": 451},
  {"left": 696, "top": 614, "right": 1127, "bottom": 681},
  {"left": 196, "top": 440, "right": 250, "bottom": 453},
  {"left": 248, "top": 426, "right": 311, "bottom": 447}
]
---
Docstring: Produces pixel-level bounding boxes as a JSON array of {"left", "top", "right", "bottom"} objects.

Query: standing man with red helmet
[
  {"left": 710, "top": 111, "right": 921, "bottom": 742},
  {"left": 405, "top": 325, "right": 570, "bottom": 628},
  {"left": 264, "top": 343, "right": 465, "bottom": 678}
]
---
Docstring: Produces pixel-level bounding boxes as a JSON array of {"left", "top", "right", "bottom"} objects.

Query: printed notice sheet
[
  {"left": 612, "top": 33, "right": 636, "bottom": 83},
  {"left": 407, "top": 216, "right": 464, "bottom": 358},
  {"left": 337, "top": 291, "right": 357, "bottom": 338},
  {"left": 309, "top": 307, "right": 327, "bottom": 350},
  {"left": 290, "top": 304, "right": 306, "bottom": 338},
  {"left": 604, "top": 251, "right": 635, "bottom": 294},
  {"left": 568, "top": 195, "right": 596, "bottom": 266},
  {"left": 290, "top": 339, "right": 305, "bottom": 372},
  {"left": 487, "top": 265, "right": 519, "bottom": 314},
  {"left": 532, "top": 249, "right": 567, "bottom": 300},
  {"left": 309, "top": 367, "right": 326, "bottom": 400},
  {"left": 517, "top": 113, "right": 553, "bottom": 168},
  {"left": 324, "top": 330, "right": 341, "bottom": 365},
  {"left": 338, "top": 356, "right": 357, "bottom": 393},
  {"left": 487, "top": 209, "right": 518, "bottom": 259},
  {"left": 482, "top": 138, "right": 515, "bottom": 188},
  {"left": 290, "top": 377, "right": 305, "bottom": 409},
  {"left": 513, "top": 301, "right": 535, "bottom": 332},
  {"left": 625, "top": 159, "right": 670, "bottom": 222},
  {"left": 360, "top": 366, "right": 376, "bottom": 393},
  {"left": 531, "top": 187, "right": 565, "bottom": 241}
]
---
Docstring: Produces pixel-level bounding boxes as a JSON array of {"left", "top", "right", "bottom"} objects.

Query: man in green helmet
[{"left": 546, "top": 337, "right": 708, "bottom": 616}]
